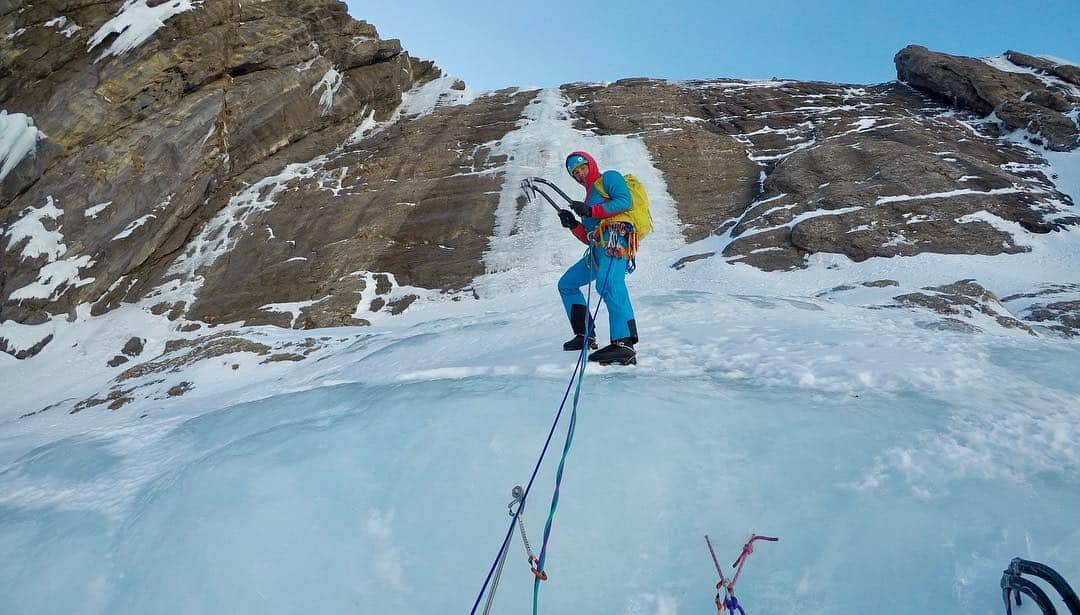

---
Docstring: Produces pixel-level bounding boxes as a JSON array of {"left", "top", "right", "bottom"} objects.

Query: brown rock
[
  {"left": 1004, "top": 50, "right": 1080, "bottom": 88},
  {"left": 182, "top": 87, "right": 533, "bottom": 325},
  {"left": 893, "top": 280, "right": 1035, "bottom": 335},
  {"left": 167, "top": 381, "right": 194, "bottom": 396},
  {"left": 122, "top": 336, "right": 145, "bottom": 356},
  {"left": 895, "top": 45, "right": 1079, "bottom": 151},
  {"left": 262, "top": 352, "right": 305, "bottom": 362},
  {"left": 671, "top": 252, "right": 716, "bottom": 270},
  {"left": 565, "top": 80, "right": 760, "bottom": 241},
  {"left": 119, "top": 332, "right": 269, "bottom": 380},
  {"left": 1, "top": 0, "right": 431, "bottom": 331},
  {"left": 0, "top": 333, "right": 53, "bottom": 359}
]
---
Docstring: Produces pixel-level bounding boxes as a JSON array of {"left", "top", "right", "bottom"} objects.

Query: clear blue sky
[{"left": 344, "top": 0, "right": 1080, "bottom": 91}]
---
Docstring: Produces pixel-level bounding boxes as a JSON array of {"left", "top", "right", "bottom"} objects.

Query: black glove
[
  {"left": 558, "top": 209, "right": 579, "bottom": 229},
  {"left": 569, "top": 200, "right": 590, "bottom": 218}
]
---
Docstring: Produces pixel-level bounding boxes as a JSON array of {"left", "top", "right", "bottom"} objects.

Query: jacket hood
[{"left": 566, "top": 150, "right": 601, "bottom": 188}]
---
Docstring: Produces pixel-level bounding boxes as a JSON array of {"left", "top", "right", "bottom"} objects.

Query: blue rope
[
  {"left": 470, "top": 250, "right": 613, "bottom": 615},
  {"left": 532, "top": 255, "right": 613, "bottom": 614}
]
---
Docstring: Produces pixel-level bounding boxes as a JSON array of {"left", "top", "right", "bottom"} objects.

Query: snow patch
[
  {"left": 875, "top": 187, "right": 1026, "bottom": 205},
  {"left": 0, "top": 318, "right": 55, "bottom": 358},
  {"left": 3, "top": 196, "right": 65, "bottom": 260},
  {"left": 345, "top": 74, "right": 477, "bottom": 146},
  {"left": 349, "top": 271, "right": 436, "bottom": 324},
  {"left": 0, "top": 110, "right": 45, "bottom": 181},
  {"left": 259, "top": 297, "right": 328, "bottom": 328},
  {"left": 982, "top": 55, "right": 1080, "bottom": 97},
  {"left": 84, "top": 202, "right": 113, "bottom": 219},
  {"left": 739, "top": 206, "right": 862, "bottom": 240},
  {"left": 112, "top": 214, "right": 157, "bottom": 240},
  {"left": 44, "top": 16, "right": 82, "bottom": 38},
  {"left": 8, "top": 254, "right": 96, "bottom": 300},
  {"left": 310, "top": 67, "right": 343, "bottom": 115},
  {"left": 87, "top": 0, "right": 201, "bottom": 61},
  {"left": 954, "top": 210, "right": 1031, "bottom": 247},
  {"left": 166, "top": 159, "right": 326, "bottom": 297},
  {"left": 882, "top": 232, "right": 914, "bottom": 247}
]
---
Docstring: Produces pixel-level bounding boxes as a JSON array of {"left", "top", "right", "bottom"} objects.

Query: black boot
[
  {"left": 588, "top": 319, "right": 637, "bottom": 365},
  {"left": 563, "top": 304, "right": 597, "bottom": 351},
  {"left": 588, "top": 339, "right": 636, "bottom": 365}
]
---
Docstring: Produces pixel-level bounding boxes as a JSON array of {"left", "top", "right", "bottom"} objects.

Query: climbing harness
[
  {"left": 470, "top": 254, "right": 616, "bottom": 615},
  {"left": 705, "top": 533, "right": 779, "bottom": 614},
  {"left": 1001, "top": 557, "right": 1080, "bottom": 615},
  {"left": 589, "top": 221, "right": 637, "bottom": 273}
]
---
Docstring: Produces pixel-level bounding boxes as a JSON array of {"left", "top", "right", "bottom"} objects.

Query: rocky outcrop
[
  {"left": 565, "top": 79, "right": 760, "bottom": 242},
  {"left": 895, "top": 45, "right": 1080, "bottom": 151},
  {"left": 1, "top": 0, "right": 434, "bottom": 348},
  {"left": 568, "top": 73, "right": 1077, "bottom": 271},
  {"left": 1001, "top": 283, "right": 1080, "bottom": 337},
  {"left": 892, "top": 279, "right": 1034, "bottom": 334},
  {"left": 1004, "top": 51, "right": 1080, "bottom": 89},
  {"left": 179, "top": 85, "right": 533, "bottom": 327}
]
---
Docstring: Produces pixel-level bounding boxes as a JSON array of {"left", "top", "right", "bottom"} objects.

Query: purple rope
[{"left": 469, "top": 262, "right": 609, "bottom": 614}]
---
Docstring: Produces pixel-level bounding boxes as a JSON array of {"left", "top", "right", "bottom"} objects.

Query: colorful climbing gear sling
[{"left": 705, "top": 533, "right": 779, "bottom": 614}]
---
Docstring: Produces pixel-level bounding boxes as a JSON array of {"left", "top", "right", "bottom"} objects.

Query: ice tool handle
[
  {"left": 1001, "top": 557, "right": 1080, "bottom": 615},
  {"left": 521, "top": 176, "right": 582, "bottom": 210}
]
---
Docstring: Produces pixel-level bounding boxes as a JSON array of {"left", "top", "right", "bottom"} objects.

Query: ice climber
[{"left": 557, "top": 151, "right": 640, "bottom": 366}]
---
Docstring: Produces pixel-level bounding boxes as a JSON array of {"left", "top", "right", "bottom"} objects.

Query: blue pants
[{"left": 558, "top": 248, "right": 636, "bottom": 342}]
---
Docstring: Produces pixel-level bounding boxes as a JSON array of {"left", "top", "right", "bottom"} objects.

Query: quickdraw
[
  {"left": 705, "top": 533, "right": 779, "bottom": 614},
  {"left": 585, "top": 221, "right": 637, "bottom": 274}
]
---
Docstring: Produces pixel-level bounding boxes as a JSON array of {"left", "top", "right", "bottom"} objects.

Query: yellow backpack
[{"left": 593, "top": 174, "right": 653, "bottom": 240}]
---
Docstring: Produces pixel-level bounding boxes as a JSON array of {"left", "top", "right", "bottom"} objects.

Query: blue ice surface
[{"left": 1, "top": 344, "right": 1078, "bottom": 614}]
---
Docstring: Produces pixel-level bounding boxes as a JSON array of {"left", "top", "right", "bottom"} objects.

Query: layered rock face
[
  {"left": 2, "top": 0, "right": 423, "bottom": 325},
  {"left": 3, "top": 0, "right": 1080, "bottom": 360},
  {"left": 2, "top": 0, "right": 535, "bottom": 339},
  {"left": 896, "top": 45, "right": 1080, "bottom": 151},
  {"left": 567, "top": 66, "right": 1078, "bottom": 272}
]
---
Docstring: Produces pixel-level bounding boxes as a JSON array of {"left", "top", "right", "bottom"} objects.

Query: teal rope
[
  {"left": 531, "top": 253, "right": 613, "bottom": 614},
  {"left": 533, "top": 351, "right": 585, "bottom": 614}
]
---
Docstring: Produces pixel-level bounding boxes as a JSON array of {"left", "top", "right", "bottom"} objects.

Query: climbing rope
[
  {"left": 468, "top": 350, "right": 587, "bottom": 614},
  {"left": 470, "top": 255, "right": 614, "bottom": 615},
  {"left": 705, "top": 533, "right": 779, "bottom": 614},
  {"left": 529, "top": 253, "right": 618, "bottom": 615}
]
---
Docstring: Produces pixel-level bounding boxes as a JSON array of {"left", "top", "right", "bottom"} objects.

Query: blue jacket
[{"left": 581, "top": 170, "right": 633, "bottom": 233}]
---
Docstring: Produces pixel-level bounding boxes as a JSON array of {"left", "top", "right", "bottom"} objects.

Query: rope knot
[{"left": 529, "top": 556, "right": 548, "bottom": 581}]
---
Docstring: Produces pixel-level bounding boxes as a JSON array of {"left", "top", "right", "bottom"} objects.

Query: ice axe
[
  {"left": 520, "top": 177, "right": 563, "bottom": 212},
  {"left": 522, "top": 175, "right": 582, "bottom": 212}
]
